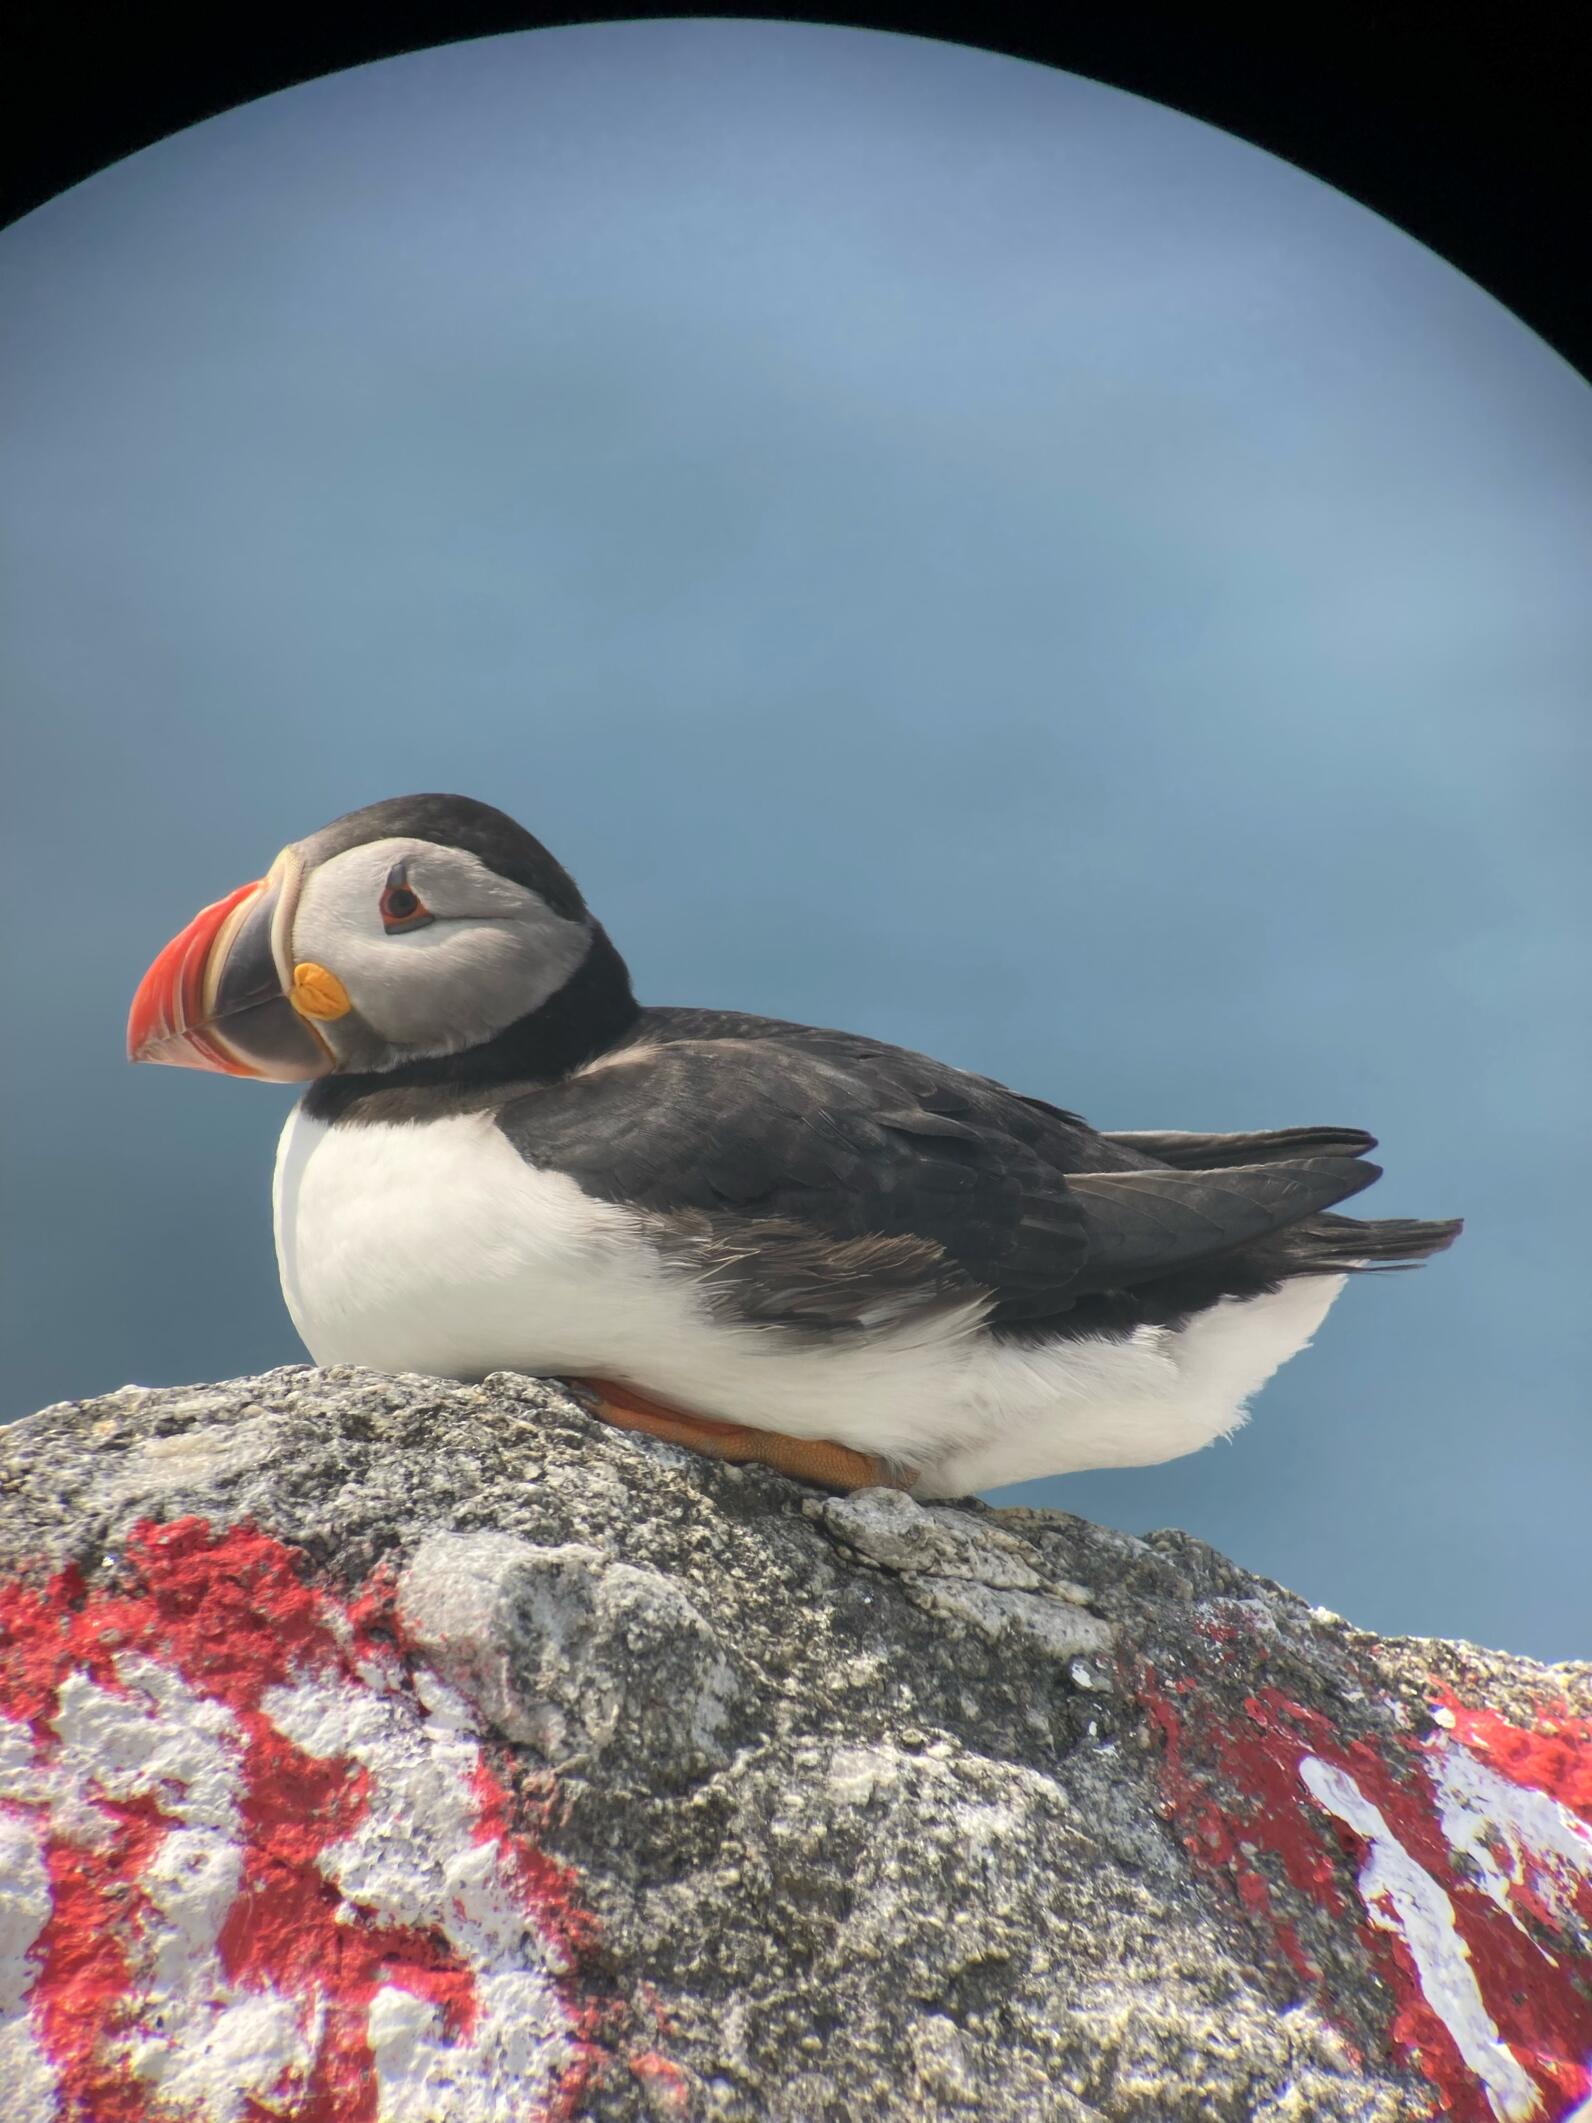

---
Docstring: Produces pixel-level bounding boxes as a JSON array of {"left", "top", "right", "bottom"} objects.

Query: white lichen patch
[
  {"left": 907, "top": 1575, "right": 1115, "bottom": 1668},
  {"left": 0, "top": 1811, "right": 59, "bottom": 2123},
  {"left": 397, "top": 1531, "right": 744, "bottom": 1786},
  {"left": 819, "top": 1487, "right": 1048, "bottom": 1588},
  {"left": 101, "top": 1417, "right": 286, "bottom": 1505}
]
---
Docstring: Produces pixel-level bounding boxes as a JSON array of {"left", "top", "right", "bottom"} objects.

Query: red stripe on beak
[{"left": 127, "top": 879, "right": 267, "bottom": 1074}]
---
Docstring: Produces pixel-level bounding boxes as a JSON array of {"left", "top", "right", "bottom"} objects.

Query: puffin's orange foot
[{"left": 568, "top": 1376, "right": 918, "bottom": 1494}]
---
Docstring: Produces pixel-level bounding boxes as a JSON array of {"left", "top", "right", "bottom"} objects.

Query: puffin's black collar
[{"left": 304, "top": 924, "right": 640, "bottom": 1122}]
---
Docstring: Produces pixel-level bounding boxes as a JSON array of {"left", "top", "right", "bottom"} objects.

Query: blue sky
[{"left": 2, "top": 21, "right": 1587, "bottom": 1658}]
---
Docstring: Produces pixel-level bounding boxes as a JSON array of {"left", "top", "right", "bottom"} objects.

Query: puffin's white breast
[
  {"left": 271, "top": 1102, "right": 1347, "bottom": 1491},
  {"left": 273, "top": 1104, "right": 675, "bottom": 1384},
  {"left": 272, "top": 1104, "right": 983, "bottom": 1464}
]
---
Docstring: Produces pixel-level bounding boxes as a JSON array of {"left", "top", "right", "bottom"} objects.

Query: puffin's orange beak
[{"left": 128, "top": 850, "right": 336, "bottom": 1081}]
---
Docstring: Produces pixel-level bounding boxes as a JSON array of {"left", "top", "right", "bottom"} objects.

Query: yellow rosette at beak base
[{"left": 289, "top": 962, "right": 352, "bottom": 1021}]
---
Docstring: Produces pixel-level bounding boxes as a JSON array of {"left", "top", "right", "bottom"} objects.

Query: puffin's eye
[{"left": 379, "top": 875, "right": 433, "bottom": 932}]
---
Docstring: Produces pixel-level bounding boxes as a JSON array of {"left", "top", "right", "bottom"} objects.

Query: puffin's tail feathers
[{"left": 1285, "top": 1210, "right": 1464, "bottom": 1274}]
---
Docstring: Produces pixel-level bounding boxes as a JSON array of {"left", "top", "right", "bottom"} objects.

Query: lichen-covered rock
[
  {"left": 0, "top": 1365, "right": 1586, "bottom": 2122},
  {"left": 399, "top": 1530, "right": 747, "bottom": 1787}
]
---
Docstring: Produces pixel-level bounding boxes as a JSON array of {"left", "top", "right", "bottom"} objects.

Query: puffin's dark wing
[
  {"left": 1062, "top": 1159, "right": 1380, "bottom": 1292},
  {"left": 1101, "top": 1125, "right": 1377, "bottom": 1169},
  {"left": 496, "top": 1036, "right": 1382, "bottom": 1332}
]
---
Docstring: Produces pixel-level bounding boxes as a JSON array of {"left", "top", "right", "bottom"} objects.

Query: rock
[
  {"left": 398, "top": 1531, "right": 746, "bottom": 1787},
  {"left": 0, "top": 1365, "right": 1585, "bottom": 2123}
]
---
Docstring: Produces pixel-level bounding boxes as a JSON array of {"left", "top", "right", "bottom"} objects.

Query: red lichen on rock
[
  {"left": 1436, "top": 1686, "right": 1592, "bottom": 1823},
  {"left": 1140, "top": 1647, "right": 1592, "bottom": 2123},
  {"left": 0, "top": 1517, "right": 613, "bottom": 2121},
  {"left": 630, "top": 2050, "right": 695, "bottom": 2115}
]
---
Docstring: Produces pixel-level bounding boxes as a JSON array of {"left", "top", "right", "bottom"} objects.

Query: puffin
[{"left": 128, "top": 793, "right": 1461, "bottom": 1496}]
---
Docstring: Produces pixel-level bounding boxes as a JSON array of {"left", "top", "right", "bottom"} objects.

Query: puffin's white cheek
[{"left": 345, "top": 928, "right": 553, "bottom": 1056}]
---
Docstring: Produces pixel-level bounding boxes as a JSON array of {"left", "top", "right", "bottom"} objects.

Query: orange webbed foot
[{"left": 568, "top": 1376, "right": 918, "bottom": 1495}]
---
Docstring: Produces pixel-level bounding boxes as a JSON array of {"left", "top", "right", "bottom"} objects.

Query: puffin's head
[{"left": 128, "top": 794, "right": 604, "bottom": 1080}]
